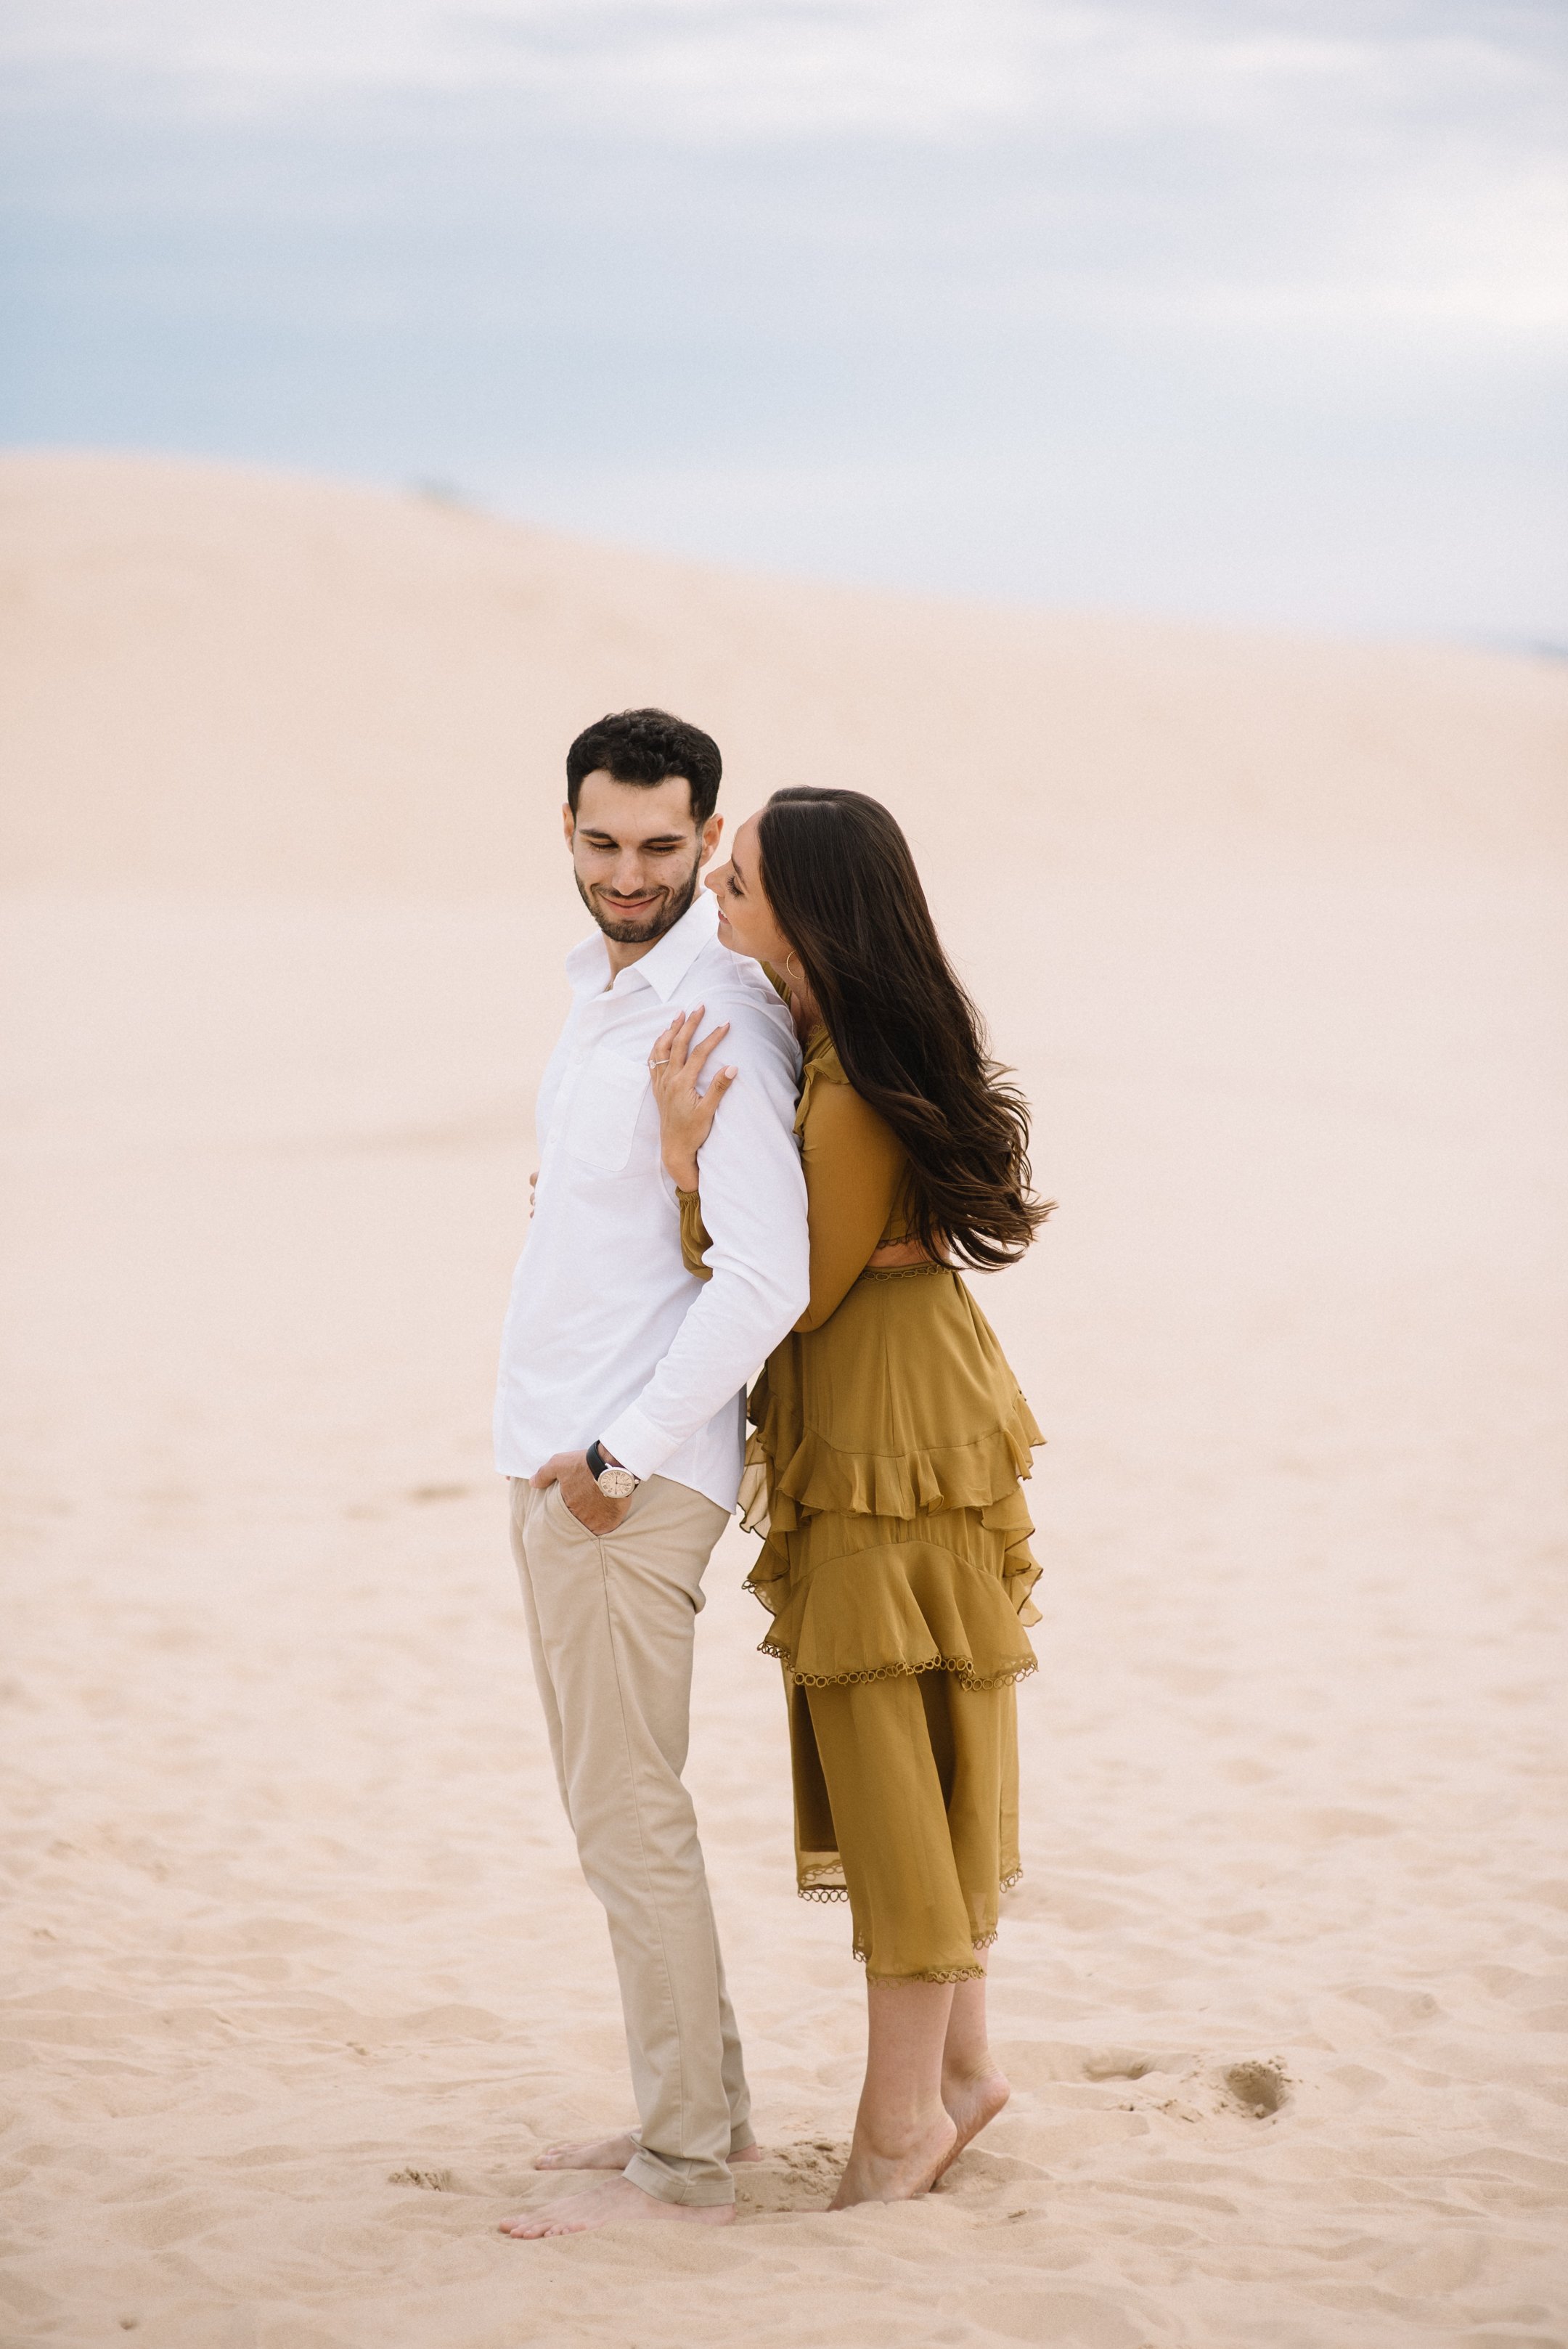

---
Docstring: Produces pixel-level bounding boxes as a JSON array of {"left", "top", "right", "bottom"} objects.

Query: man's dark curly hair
[{"left": 565, "top": 708, "right": 722, "bottom": 823}]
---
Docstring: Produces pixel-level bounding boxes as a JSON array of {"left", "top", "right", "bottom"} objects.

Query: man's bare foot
[
  {"left": 499, "top": 2175, "right": 735, "bottom": 2237},
  {"left": 933, "top": 2064, "right": 1010, "bottom": 2182},
  {"left": 534, "top": 2130, "right": 635, "bottom": 2172},
  {"left": 829, "top": 2109, "right": 957, "bottom": 2210},
  {"left": 534, "top": 2130, "right": 764, "bottom": 2171}
]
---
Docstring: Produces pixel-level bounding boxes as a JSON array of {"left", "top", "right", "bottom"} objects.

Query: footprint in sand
[
  {"left": 1220, "top": 2060, "right": 1289, "bottom": 2118},
  {"left": 1081, "top": 2048, "right": 1160, "bottom": 2081},
  {"left": 734, "top": 2141, "right": 848, "bottom": 2215}
]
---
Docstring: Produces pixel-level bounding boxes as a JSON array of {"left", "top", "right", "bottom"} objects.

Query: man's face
[{"left": 564, "top": 770, "right": 722, "bottom": 947}]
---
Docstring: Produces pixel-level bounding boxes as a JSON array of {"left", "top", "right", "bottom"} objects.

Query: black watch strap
[{"left": 586, "top": 1439, "right": 634, "bottom": 1484}]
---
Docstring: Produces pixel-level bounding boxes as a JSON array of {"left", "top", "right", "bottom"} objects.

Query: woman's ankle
[
  {"left": 942, "top": 2048, "right": 999, "bottom": 2089},
  {"left": 854, "top": 2093, "right": 953, "bottom": 2157},
  {"left": 852, "top": 2104, "right": 957, "bottom": 2170}
]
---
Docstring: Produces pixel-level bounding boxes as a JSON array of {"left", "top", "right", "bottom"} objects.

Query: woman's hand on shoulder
[{"left": 648, "top": 1005, "right": 738, "bottom": 1190}]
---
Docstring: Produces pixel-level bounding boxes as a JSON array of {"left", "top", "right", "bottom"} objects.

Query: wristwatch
[{"left": 586, "top": 1439, "right": 640, "bottom": 1500}]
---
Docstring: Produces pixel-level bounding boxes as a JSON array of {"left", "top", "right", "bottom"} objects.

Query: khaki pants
[{"left": 509, "top": 1474, "right": 752, "bottom": 2207}]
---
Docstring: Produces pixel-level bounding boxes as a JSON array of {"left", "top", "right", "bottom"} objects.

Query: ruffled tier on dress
[
  {"left": 740, "top": 1259, "right": 1044, "bottom": 1694},
  {"left": 739, "top": 1259, "right": 1044, "bottom": 1971}
]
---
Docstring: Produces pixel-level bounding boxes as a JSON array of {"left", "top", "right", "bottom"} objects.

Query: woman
[{"left": 648, "top": 785, "right": 1050, "bottom": 2208}]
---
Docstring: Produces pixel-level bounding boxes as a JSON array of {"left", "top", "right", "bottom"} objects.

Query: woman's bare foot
[
  {"left": 499, "top": 2176, "right": 735, "bottom": 2237},
  {"left": 534, "top": 2131, "right": 763, "bottom": 2171},
  {"left": 829, "top": 2109, "right": 957, "bottom": 2209},
  {"left": 934, "top": 2064, "right": 1010, "bottom": 2181}
]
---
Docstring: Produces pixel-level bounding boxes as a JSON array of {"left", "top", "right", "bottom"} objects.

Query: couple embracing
[{"left": 493, "top": 709, "right": 1049, "bottom": 2237}]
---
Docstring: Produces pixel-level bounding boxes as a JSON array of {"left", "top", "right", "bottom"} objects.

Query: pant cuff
[
  {"left": 624, "top": 2147, "right": 735, "bottom": 2209},
  {"left": 728, "top": 2126, "right": 757, "bottom": 2157}
]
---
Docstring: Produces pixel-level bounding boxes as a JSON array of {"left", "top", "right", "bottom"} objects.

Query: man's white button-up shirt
[{"left": 494, "top": 888, "right": 810, "bottom": 1511}]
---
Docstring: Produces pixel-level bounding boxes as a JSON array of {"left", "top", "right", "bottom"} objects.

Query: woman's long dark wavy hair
[{"left": 755, "top": 786, "right": 1051, "bottom": 1270}]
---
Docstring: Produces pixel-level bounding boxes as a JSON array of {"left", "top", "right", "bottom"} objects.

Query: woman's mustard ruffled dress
[{"left": 680, "top": 1019, "right": 1044, "bottom": 1983}]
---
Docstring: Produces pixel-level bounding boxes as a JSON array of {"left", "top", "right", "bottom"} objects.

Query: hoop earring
[{"left": 784, "top": 952, "right": 804, "bottom": 986}]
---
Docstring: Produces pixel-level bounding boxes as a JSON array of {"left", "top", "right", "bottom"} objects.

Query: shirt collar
[{"left": 564, "top": 886, "right": 719, "bottom": 1003}]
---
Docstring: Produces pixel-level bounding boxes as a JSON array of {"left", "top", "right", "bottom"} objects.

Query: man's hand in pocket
[{"left": 531, "top": 1450, "right": 635, "bottom": 1536}]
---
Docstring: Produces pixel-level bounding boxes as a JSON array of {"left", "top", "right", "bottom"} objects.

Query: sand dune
[{"left": 1, "top": 452, "right": 1565, "bottom": 2348}]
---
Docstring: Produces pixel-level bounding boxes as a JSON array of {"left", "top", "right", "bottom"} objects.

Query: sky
[{"left": 3, "top": 0, "right": 1566, "bottom": 640}]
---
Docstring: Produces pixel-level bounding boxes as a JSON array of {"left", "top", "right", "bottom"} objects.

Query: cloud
[
  {"left": 8, "top": 1, "right": 1564, "bottom": 339},
  {"left": 4, "top": 1, "right": 1561, "bottom": 144},
  {"left": 3, "top": 1, "right": 1563, "bottom": 630}
]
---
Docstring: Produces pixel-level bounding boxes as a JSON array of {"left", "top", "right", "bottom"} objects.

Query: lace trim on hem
[
  {"left": 856, "top": 1956, "right": 988, "bottom": 1983},
  {"left": 850, "top": 1915, "right": 1008, "bottom": 1977},
  {"left": 763, "top": 1641, "right": 1038, "bottom": 1694},
  {"left": 808, "top": 1891, "right": 1015, "bottom": 1923},
  {"left": 999, "top": 1868, "right": 1023, "bottom": 1893}
]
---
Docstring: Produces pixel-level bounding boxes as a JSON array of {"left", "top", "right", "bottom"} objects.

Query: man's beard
[{"left": 575, "top": 854, "right": 702, "bottom": 946}]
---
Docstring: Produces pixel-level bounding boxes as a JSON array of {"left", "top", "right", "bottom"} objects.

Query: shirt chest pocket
[{"left": 567, "top": 1053, "right": 650, "bottom": 1177}]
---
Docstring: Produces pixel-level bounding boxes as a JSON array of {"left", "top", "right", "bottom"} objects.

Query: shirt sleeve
[
  {"left": 794, "top": 1077, "right": 908, "bottom": 1332},
  {"left": 599, "top": 992, "right": 809, "bottom": 1479}
]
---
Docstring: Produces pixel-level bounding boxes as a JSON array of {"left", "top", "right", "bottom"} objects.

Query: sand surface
[{"left": 1, "top": 453, "right": 1566, "bottom": 2347}]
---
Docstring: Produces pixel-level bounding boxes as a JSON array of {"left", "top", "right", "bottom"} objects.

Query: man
[{"left": 494, "top": 708, "right": 809, "bottom": 2237}]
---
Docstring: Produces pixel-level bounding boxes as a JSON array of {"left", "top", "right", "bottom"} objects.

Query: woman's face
[{"left": 706, "top": 814, "right": 796, "bottom": 971}]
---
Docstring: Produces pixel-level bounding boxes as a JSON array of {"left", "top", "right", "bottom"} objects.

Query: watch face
[{"left": 597, "top": 1467, "right": 639, "bottom": 1499}]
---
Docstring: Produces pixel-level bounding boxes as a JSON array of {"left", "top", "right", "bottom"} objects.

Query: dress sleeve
[
  {"left": 796, "top": 1078, "right": 907, "bottom": 1333},
  {"left": 678, "top": 1188, "right": 714, "bottom": 1281}
]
